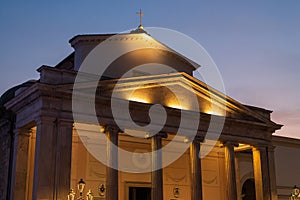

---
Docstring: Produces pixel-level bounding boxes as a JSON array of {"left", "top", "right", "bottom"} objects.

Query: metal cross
[{"left": 136, "top": 9, "right": 144, "bottom": 26}]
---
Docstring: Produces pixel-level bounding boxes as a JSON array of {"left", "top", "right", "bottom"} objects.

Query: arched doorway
[{"left": 242, "top": 178, "right": 256, "bottom": 200}]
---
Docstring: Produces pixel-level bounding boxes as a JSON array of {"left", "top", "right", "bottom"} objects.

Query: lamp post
[
  {"left": 67, "top": 179, "right": 94, "bottom": 200},
  {"left": 77, "top": 179, "right": 86, "bottom": 199},
  {"left": 290, "top": 185, "right": 300, "bottom": 200},
  {"left": 67, "top": 189, "right": 75, "bottom": 200},
  {"left": 86, "top": 189, "right": 94, "bottom": 200}
]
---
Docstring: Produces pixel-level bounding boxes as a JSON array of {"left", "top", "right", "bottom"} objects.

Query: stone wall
[{"left": 0, "top": 108, "right": 14, "bottom": 200}]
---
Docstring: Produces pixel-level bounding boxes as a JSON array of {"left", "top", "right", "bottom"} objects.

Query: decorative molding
[
  {"left": 203, "top": 176, "right": 218, "bottom": 185},
  {"left": 277, "top": 185, "right": 297, "bottom": 190},
  {"left": 132, "top": 149, "right": 151, "bottom": 169},
  {"left": 90, "top": 166, "right": 105, "bottom": 179},
  {"left": 105, "top": 125, "right": 120, "bottom": 134},
  {"left": 166, "top": 172, "right": 186, "bottom": 183},
  {"left": 98, "top": 184, "right": 106, "bottom": 197}
]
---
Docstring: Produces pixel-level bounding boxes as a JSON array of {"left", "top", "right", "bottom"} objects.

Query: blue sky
[{"left": 0, "top": 1, "right": 299, "bottom": 138}]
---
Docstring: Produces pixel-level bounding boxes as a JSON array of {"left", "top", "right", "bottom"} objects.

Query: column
[
  {"left": 224, "top": 142, "right": 238, "bottom": 200},
  {"left": 32, "top": 117, "right": 73, "bottom": 200},
  {"left": 106, "top": 126, "right": 119, "bottom": 200},
  {"left": 252, "top": 146, "right": 271, "bottom": 200},
  {"left": 55, "top": 120, "right": 74, "bottom": 199},
  {"left": 13, "top": 128, "right": 31, "bottom": 200},
  {"left": 190, "top": 139, "right": 203, "bottom": 200},
  {"left": 267, "top": 145, "right": 278, "bottom": 200},
  {"left": 151, "top": 134, "right": 163, "bottom": 200}
]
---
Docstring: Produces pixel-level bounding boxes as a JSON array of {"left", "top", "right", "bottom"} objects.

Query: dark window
[
  {"left": 129, "top": 187, "right": 151, "bottom": 200},
  {"left": 242, "top": 178, "right": 256, "bottom": 200}
]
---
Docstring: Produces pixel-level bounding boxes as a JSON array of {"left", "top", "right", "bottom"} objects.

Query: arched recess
[{"left": 240, "top": 171, "right": 256, "bottom": 200}]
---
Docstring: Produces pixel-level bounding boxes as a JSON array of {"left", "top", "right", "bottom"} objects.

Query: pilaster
[{"left": 267, "top": 145, "right": 278, "bottom": 200}]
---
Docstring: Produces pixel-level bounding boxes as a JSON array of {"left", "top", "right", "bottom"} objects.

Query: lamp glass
[
  {"left": 293, "top": 186, "right": 300, "bottom": 196},
  {"left": 77, "top": 178, "right": 86, "bottom": 193}
]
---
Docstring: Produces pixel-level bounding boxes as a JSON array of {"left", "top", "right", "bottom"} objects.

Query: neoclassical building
[{"left": 0, "top": 27, "right": 284, "bottom": 200}]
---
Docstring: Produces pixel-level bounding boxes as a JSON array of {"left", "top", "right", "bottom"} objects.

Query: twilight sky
[{"left": 0, "top": 1, "right": 299, "bottom": 138}]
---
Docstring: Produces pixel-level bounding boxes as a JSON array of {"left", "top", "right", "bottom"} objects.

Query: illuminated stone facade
[{"left": 0, "top": 31, "right": 284, "bottom": 200}]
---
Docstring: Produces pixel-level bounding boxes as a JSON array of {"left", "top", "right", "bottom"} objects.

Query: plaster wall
[{"left": 70, "top": 130, "right": 226, "bottom": 200}]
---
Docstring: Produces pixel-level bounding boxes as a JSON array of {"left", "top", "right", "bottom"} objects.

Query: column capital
[
  {"left": 105, "top": 125, "right": 120, "bottom": 135},
  {"left": 156, "top": 132, "right": 168, "bottom": 139},
  {"left": 222, "top": 141, "right": 239, "bottom": 147},
  {"left": 35, "top": 117, "right": 74, "bottom": 126},
  {"left": 193, "top": 135, "right": 205, "bottom": 143},
  {"left": 146, "top": 132, "right": 168, "bottom": 139},
  {"left": 182, "top": 135, "right": 204, "bottom": 143},
  {"left": 14, "top": 128, "right": 32, "bottom": 137},
  {"left": 56, "top": 119, "right": 74, "bottom": 126},
  {"left": 252, "top": 144, "right": 268, "bottom": 152},
  {"left": 267, "top": 144, "right": 276, "bottom": 152},
  {"left": 35, "top": 116, "right": 56, "bottom": 124}
]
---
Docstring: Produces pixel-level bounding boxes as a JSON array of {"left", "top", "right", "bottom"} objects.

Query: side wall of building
[
  {"left": 236, "top": 136, "right": 300, "bottom": 200},
  {"left": 273, "top": 136, "right": 300, "bottom": 199}
]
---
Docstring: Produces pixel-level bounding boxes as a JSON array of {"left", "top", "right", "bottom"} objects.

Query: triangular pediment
[{"left": 97, "top": 72, "right": 280, "bottom": 129}]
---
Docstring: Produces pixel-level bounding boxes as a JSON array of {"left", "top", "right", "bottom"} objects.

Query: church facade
[{"left": 0, "top": 28, "right": 285, "bottom": 200}]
